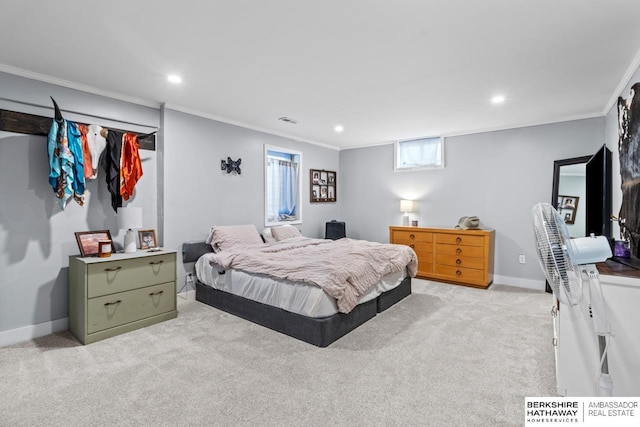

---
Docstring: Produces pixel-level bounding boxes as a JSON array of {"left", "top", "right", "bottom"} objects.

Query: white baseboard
[
  {"left": 493, "top": 275, "right": 546, "bottom": 291},
  {"left": 0, "top": 317, "right": 68, "bottom": 348}
]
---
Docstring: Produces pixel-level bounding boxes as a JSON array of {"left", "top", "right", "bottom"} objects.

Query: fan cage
[{"left": 532, "top": 203, "right": 583, "bottom": 306}]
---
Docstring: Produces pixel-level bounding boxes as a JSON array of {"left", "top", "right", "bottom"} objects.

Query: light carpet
[{"left": 0, "top": 279, "right": 556, "bottom": 426}]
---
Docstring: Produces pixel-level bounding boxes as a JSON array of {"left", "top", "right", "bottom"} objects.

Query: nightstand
[{"left": 68, "top": 250, "right": 178, "bottom": 344}]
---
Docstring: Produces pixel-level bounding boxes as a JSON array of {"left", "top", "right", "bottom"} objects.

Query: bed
[{"left": 182, "top": 225, "right": 416, "bottom": 347}]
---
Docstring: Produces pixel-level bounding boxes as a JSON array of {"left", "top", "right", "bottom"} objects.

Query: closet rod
[
  {"left": 0, "top": 96, "right": 159, "bottom": 130},
  {"left": 0, "top": 98, "right": 158, "bottom": 151}
]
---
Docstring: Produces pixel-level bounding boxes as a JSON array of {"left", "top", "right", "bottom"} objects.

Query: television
[{"left": 585, "top": 144, "right": 612, "bottom": 240}]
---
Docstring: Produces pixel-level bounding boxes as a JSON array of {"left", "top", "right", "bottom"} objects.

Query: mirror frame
[
  {"left": 551, "top": 155, "right": 591, "bottom": 209},
  {"left": 547, "top": 155, "right": 591, "bottom": 293}
]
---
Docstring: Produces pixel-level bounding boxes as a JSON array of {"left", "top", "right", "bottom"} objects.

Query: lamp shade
[
  {"left": 400, "top": 199, "right": 414, "bottom": 213},
  {"left": 117, "top": 207, "right": 143, "bottom": 230}
]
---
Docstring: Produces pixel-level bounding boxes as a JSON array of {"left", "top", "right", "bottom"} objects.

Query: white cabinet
[{"left": 554, "top": 265, "right": 640, "bottom": 396}]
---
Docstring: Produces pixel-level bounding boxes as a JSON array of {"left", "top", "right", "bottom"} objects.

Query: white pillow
[
  {"left": 261, "top": 228, "right": 277, "bottom": 244},
  {"left": 271, "top": 225, "right": 302, "bottom": 241},
  {"left": 209, "top": 225, "right": 263, "bottom": 252}
]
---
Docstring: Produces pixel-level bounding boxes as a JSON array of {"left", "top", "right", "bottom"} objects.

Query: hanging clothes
[
  {"left": 47, "top": 119, "right": 85, "bottom": 209},
  {"left": 120, "top": 132, "right": 143, "bottom": 201},
  {"left": 87, "top": 124, "right": 107, "bottom": 179},
  {"left": 101, "top": 130, "right": 123, "bottom": 212},
  {"left": 77, "top": 124, "right": 93, "bottom": 180}
]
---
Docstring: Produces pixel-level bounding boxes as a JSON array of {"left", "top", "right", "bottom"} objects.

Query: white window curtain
[
  {"left": 396, "top": 137, "right": 443, "bottom": 170},
  {"left": 266, "top": 158, "right": 299, "bottom": 222}
]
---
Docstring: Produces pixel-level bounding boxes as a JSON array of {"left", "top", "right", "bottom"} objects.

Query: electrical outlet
[{"left": 518, "top": 254, "right": 526, "bottom": 264}]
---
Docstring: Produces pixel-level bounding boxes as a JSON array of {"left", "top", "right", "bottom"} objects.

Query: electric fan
[{"left": 532, "top": 202, "right": 613, "bottom": 396}]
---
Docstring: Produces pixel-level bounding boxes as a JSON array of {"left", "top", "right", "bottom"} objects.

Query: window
[
  {"left": 264, "top": 145, "right": 302, "bottom": 226},
  {"left": 394, "top": 137, "right": 444, "bottom": 171}
]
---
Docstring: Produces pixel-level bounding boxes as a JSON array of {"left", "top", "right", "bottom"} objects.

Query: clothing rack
[{"left": 0, "top": 103, "right": 157, "bottom": 151}]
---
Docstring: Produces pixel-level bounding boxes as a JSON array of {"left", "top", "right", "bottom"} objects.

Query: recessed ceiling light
[
  {"left": 334, "top": 125, "right": 344, "bottom": 133},
  {"left": 167, "top": 75, "right": 182, "bottom": 84},
  {"left": 491, "top": 95, "right": 505, "bottom": 104}
]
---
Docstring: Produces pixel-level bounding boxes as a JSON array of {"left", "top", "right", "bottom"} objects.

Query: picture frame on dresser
[
  {"left": 138, "top": 229, "right": 157, "bottom": 249},
  {"left": 75, "top": 230, "right": 113, "bottom": 257}
]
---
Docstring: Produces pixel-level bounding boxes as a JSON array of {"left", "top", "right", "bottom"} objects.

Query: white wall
[{"left": 339, "top": 118, "right": 606, "bottom": 289}]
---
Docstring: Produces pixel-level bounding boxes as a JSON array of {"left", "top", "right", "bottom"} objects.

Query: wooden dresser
[
  {"left": 389, "top": 226, "right": 495, "bottom": 288},
  {"left": 69, "top": 250, "right": 178, "bottom": 344}
]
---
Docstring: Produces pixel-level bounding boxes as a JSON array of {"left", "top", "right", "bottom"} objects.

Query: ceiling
[{"left": 2, "top": 1, "right": 640, "bottom": 150}]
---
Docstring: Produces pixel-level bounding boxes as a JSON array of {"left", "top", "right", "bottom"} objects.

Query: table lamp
[
  {"left": 400, "top": 199, "right": 414, "bottom": 226},
  {"left": 117, "top": 207, "right": 143, "bottom": 253}
]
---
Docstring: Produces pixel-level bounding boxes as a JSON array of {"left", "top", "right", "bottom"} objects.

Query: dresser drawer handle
[
  {"left": 410, "top": 244, "right": 415, "bottom": 249},
  {"left": 149, "top": 290, "right": 164, "bottom": 296},
  {"left": 456, "top": 259, "right": 462, "bottom": 265},
  {"left": 104, "top": 266, "right": 122, "bottom": 272},
  {"left": 456, "top": 270, "right": 462, "bottom": 276},
  {"left": 456, "top": 248, "right": 462, "bottom": 255},
  {"left": 456, "top": 237, "right": 462, "bottom": 244},
  {"left": 409, "top": 234, "right": 415, "bottom": 240},
  {"left": 149, "top": 260, "right": 164, "bottom": 265},
  {"left": 104, "top": 300, "right": 122, "bottom": 307}
]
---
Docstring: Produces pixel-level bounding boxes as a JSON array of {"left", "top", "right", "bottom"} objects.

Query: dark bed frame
[{"left": 182, "top": 241, "right": 412, "bottom": 347}]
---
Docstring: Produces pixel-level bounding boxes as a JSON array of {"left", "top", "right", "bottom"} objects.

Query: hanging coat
[
  {"left": 78, "top": 124, "right": 93, "bottom": 180},
  {"left": 47, "top": 119, "right": 85, "bottom": 209},
  {"left": 120, "top": 132, "right": 143, "bottom": 201},
  {"left": 101, "top": 130, "right": 123, "bottom": 212}
]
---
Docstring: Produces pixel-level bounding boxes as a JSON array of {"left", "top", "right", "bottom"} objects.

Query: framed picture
[
  {"left": 558, "top": 195, "right": 579, "bottom": 224},
  {"left": 138, "top": 229, "right": 157, "bottom": 249},
  {"left": 309, "top": 169, "right": 337, "bottom": 203},
  {"left": 75, "top": 230, "right": 113, "bottom": 257}
]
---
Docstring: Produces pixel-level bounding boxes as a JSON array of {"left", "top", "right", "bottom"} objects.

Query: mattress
[{"left": 195, "top": 252, "right": 406, "bottom": 318}]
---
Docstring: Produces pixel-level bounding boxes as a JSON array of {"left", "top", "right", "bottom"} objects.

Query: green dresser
[{"left": 69, "top": 250, "right": 178, "bottom": 344}]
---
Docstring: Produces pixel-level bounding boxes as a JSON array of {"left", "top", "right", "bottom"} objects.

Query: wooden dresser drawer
[
  {"left": 435, "top": 243, "right": 484, "bottom": 258},
  {"left": 87, "top": 253, "right": 175, "bottom": 298},
  {"left": 392, "top": 230, "right": 433, "bottom": 243},
  {"left": 87, "top": 281, "right": 175, "bottom": 334},
  {"left": 434, "top": 265, "right": 485, "bottom": 283},
  {"left": 435, "top": 253, "right": 484, "bottom": 270},
  {"left": 435, "top": 233, "right": 484, "bottom": 247}
]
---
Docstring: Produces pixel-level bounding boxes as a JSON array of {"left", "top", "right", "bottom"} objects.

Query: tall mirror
[{"left": 551, "top": 155, "right": 591, "bottom": 238}]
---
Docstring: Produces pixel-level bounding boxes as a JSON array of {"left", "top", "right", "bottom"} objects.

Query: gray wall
[
  {"left": 0, "top": 72, "right": 159, "bottom": 339},
  {"left": 160, "top": 108, "right": 341, "bottom": 289},
  {"left": 339, "top": 118, "right": 606, "bottom": 289},
  {"left": 0, "top": 74, "right": 340, "bottom": 343}
]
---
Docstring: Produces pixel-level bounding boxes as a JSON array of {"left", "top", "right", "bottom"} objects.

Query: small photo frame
[
  {"left": 75, "top": 230, "right": 113, "bottom": 257},
  {"left": 138, "top": 229, "right": 157, "bottom": 249},
  {"left": 558, "top": 195, "right": 579, "bottom": 224}
]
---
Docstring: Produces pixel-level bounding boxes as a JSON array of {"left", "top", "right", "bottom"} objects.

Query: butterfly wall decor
[{"left": 221, "top": 157, "right": 242, "bottom": 174}]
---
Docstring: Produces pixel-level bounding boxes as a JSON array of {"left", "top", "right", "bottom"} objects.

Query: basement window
[{"left": 395, "top": 137, "right": 444, "bottom": 171}]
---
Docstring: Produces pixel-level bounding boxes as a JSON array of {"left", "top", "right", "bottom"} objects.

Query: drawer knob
[
  {"left": 456, "top": 237, "right": 462, "bottom": 244},
  {"left": 149, "top": 260, "right": 165, "bottom": 265},
  {"left": 104, "top": 300, "right": 122, "bottom": 307},
  {"left": 104, "top": 266, "right": 122, "bottom": 272},
  {"left": 456, "top": 259, "right": 462, "bottom": 265},
  {"left": 456, "top": 248, "right": 462, "bottom": 255},
  {"left": 409, "top": 234, "right": 415, "bottom": 240},
  {"left": 456, "top": 270, "right": 462, "bottom": 276},
  {"left": 410, "top": 244, "right": 415, "bottom": 249},
  {"left": 149, "top": 290, "right": 164, "bottom": 296}
]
